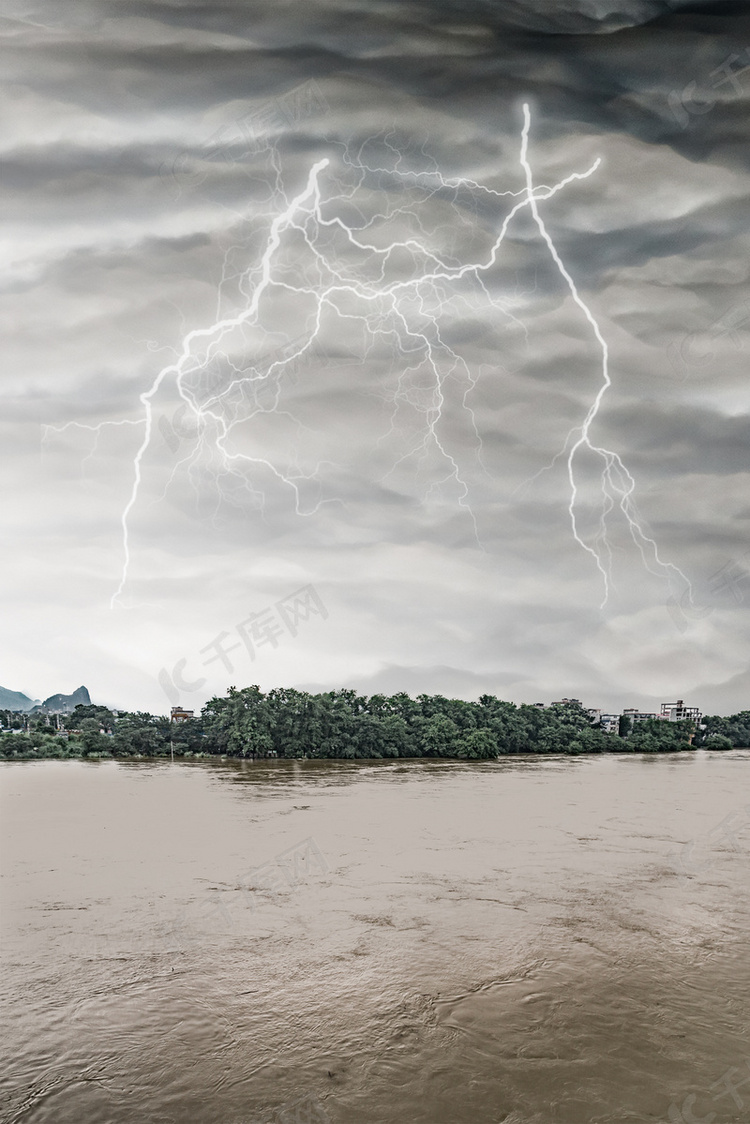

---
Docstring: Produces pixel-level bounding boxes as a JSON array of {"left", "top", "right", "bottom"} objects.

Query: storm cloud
[{"left": 1, "top": 0, "right": 748, "bottom": 715}]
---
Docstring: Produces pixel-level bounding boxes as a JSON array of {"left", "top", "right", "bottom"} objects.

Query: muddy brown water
[{"left": 1, "top": 752, "right": 749, "bottom": 1123}]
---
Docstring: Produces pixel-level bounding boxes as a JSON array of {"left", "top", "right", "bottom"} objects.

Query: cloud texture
[{"left": 1, "top": 0, "right": 748, "bottom": 715}]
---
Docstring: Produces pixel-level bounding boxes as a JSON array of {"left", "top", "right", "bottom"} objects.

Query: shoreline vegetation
[{"left": 1, "top": 688, "right": 747, "bottom": 761}]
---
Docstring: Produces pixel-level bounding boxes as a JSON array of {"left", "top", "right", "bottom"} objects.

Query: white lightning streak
[
  {"left": 519, "top": 102, "right": 690, "bottom": 606},
  {"left": 111, "top": 158, "right": 330, "bottom": 607},
  {"left": 49, "top": 107, "right": 690, "bottom": 611}
]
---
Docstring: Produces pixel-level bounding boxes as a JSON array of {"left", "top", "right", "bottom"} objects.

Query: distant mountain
[
  {"left": 31, "top": 686, "right": 92, "bottom": 714},
  {"left": 0, "top": 686, "right": 41, "bottom": 712}
]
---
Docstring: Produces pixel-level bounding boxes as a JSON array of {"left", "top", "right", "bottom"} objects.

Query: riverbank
[{"left": 0, "top": 742, "right": 736, "bottom": 761}]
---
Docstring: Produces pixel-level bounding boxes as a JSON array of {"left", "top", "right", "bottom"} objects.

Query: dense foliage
[
  {"left": 0, "top": 690, "right": 721, "bottom": 760},
  {"left": 697, "top": 711, "right": 750, "bottom": 748},
  {"left": 618, "top": 716, "right": 696, "bottom": 753}
]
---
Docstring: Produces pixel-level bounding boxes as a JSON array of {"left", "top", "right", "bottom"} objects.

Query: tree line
[
  {"left": 699, "top": 711, "right": 750, "bottom": 750},
  {"left": 1, "top": 690, "right": 743, "bottom": 760}
]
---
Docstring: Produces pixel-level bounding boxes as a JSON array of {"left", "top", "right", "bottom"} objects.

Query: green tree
[
  {"left": 66, "top": 705, "right": 115, "bottom": 732},
  {"left": 627, "top": 718, "right": 694, "bottom": 752},
  {"left": 112, "top": 712, "right": 170, "bottom": 756},
  {"left": 379, "top": 715, "right": 409, "bottom": 757},
  {"left": 698, "top": 712, "right": 750, "bottom": 747},
  {"left": 202, "top": 686, "right": 272, "bottom": 757},
  {"left": 419, "top": 714, "right": 459, "bottom": 757},
  {"left": 456, "top": 728, "right": 497, "bottom": 760},
  {"left": 704, "top": 733, "right": 733, "bottom": 750},
  {"left": 5, "top": 733, "right": 34, "bottom": 756},
  {"left": 77, "top": 718, "right": 111, "bottom": 757}
]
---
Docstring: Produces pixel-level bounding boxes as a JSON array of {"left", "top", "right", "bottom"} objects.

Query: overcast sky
[{"left": 2, "top": 0, "right": 749, "bottom": 716}]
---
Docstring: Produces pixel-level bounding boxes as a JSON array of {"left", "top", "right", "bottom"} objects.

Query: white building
[
  {"left": 622, "top": 708, "right": 659, "bottom": 724},
  {"left": 660, "top": 699, "right": 702, "bottom": 723}
]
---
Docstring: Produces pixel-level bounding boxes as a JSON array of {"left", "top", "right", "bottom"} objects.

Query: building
[
  {"left": 622, "top": 708, "right": 659, "bottom": 724},
  {"left": 588, "top": 709, "right": 620, "bottom": 734},
  {"left": 660, "top": 699, "right": 702, "bottom": 724},
  {"left": 170, "top": 706, "right": 194, "bottom": 724}
]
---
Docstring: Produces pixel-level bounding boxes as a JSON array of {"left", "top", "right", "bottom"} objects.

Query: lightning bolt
[
  {"left": 518, "top": 103, "right": 691, "bottom": 606},
  {"left": 47, "top": 105, "right": 691, "bottom": 610}
]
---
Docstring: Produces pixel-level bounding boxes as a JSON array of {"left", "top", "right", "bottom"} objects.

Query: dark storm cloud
[
  {"left": 60, "top": 0, "right": 725, "bottom": 39},
  {"left": 2, "top": 0, "right": 748, "bottom": 712}
]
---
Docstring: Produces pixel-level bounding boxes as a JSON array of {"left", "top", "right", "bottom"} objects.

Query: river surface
[{"left": 1, "top": 753, "right": 749, "bottom": 1124}]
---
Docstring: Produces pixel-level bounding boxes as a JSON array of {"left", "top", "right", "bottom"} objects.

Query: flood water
[{"left": 1, "top": 753, "right": 749, "bottom": 1124}]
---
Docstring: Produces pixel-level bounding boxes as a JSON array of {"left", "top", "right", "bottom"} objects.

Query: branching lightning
[
  {"left": 45, "top": 104, "right": 691, "bottom": 609},
  {"left": 518, "top": 104, "right": 691, "bottom": 606}
]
